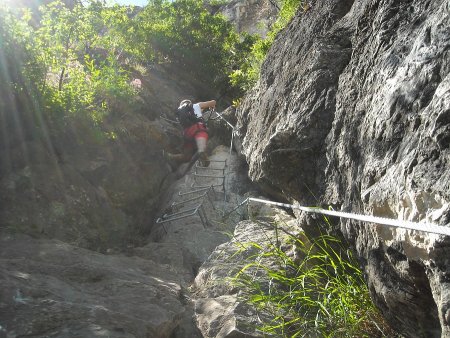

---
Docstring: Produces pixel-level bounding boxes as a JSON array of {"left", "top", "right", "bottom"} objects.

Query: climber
[{"left": 164, "top": 99, "right": 216, "bottom": 169}]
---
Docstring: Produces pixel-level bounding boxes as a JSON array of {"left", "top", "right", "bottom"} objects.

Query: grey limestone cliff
[
  {"left": 236, "top": 0, "right": 450, "bottom": 336},
  {"left": 219, "top": 0, "right": 278, "bottom": 37}
]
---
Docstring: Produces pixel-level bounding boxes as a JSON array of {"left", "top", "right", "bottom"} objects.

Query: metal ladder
[{"left": 156, "top": 159, "right": 227, "bottom": 231}]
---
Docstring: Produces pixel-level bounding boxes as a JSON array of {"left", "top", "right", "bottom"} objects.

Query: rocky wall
[
  {"left": 236, "top": 0, "right": 450, "bottom": 336},
  {"left": 0, "top": 62, "right": 203, "bottom": 251}
]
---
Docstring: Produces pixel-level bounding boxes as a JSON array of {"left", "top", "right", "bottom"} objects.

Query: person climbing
[{"left": 164, "top": 99, "right": 216, "bottom": 170}]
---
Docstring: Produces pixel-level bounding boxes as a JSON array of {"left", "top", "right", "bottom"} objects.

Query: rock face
[
  {"left": 219, "top": 0, "right": 278, "bottom": 37},
  {"left": 0, "top": 232, "right": 184, "bottom": 338},
  {"left": 0, "top": 145, "right": 254, "bottom": 338},
  {"left": 0, "top": 62, "right": 210, "bottom": 251},
  {"left": 193, "top": 207, "right": 298, "bottom": 338},
  {"left": 0, "top": 120, "right": 168, "bottom": 251},
  {"left": 236, "top": 0, "right": 450, "bottom": 336}
]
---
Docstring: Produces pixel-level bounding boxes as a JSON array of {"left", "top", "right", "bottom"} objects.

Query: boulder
[{"left": 193, "top": 208, "right": 299, "bottom": 338}]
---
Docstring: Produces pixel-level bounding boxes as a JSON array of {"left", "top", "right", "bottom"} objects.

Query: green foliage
[
  {"left": 36, "top": 1, "right": 136, "bottom": 121},
  {"left": 0, "top": 5, "right": 47, "bottom": 138},
  {"left": 1, "top": 0, "right": 256, "bottom": 122},
  {"left": 1, "top": 0, "right": 137, "bottom": 134},
  {"left": 135, "top": 0, "right": 249, "bottom": 93},
  {"left": 231, "top": 228, "right": 394, "bottom": 337},
  {"left": 0, "top": 8, "right": 39, "bottom": 93},
  {"left": 230, "top": 0, "right": 305, "bottom": 92},
  {"left": 206, "top": 0, "right": 231, "bottom": 6},
  {"left": 1, "top": 0, "right": 300, "bottom": 128}
]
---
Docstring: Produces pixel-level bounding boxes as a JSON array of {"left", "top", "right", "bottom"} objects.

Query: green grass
[{"left": 230, "top": 223, "right": 396, "bottom": 337}]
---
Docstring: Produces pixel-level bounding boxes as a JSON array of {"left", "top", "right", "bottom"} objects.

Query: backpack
[{"left": 176, "top": 101, "right": 199, "bottom": 128}]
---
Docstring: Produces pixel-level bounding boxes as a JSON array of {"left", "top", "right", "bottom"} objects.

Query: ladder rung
[
  {"left": 206, "top": 159, "right": 227, "bottom": 162},
  {"left": 178, "top": 185, "right": 219, "bottom": 196},
  {"left": 195, "top": 164, "right": 226, "bottom": 171},
  {"left": 172, "top": 192, "right": 207, "bottom": 207},
  {"left": 190, "top": 183, "right": 224, "bottom": 190},
  {"left": 156, "top": 204, "right": 203, "bottom": 224},
  {"left": 193, "top": 173, "right": 225, "bottom": 178}
]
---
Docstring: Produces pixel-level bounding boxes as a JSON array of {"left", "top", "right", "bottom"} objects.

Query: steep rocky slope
[
  {"left": 0, "top": 145, "right": 254, "bottom": 337},
  {"left": 0, "top": 63, "right": 215, "bottom": 250},
  {"left": 0, "top": 233, "right": 184, "bottom": 337},
  {"left": 236, "top": 0, "right": 450, "bottom": 336},
  {"left": 2, "top": 0, "right": 449, "bottom": 336},
  {"left": 0, "top": 58, "right": 222, "bottom": 335}
]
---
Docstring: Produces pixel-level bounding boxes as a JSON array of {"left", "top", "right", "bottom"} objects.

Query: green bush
[
  {"left": 1, "top": 0, "right": 302, "bottom": 126},
  {"left": 135, "top": 0, "right": 252, "bottom": 95},
  {"left": 230, "top": 0, "right": 305, "bottom": 93},
  {"left": 1, "top": 1, "right": 137, "bottom": 133}
]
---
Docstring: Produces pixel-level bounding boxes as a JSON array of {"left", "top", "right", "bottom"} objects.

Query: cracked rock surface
[{"left": 236, "top": 0, "right": 450, "bottom": 336}]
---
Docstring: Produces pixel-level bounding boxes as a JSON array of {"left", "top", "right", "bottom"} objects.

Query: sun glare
[
  {"left": 2, "top": 0, "right": 16, "bottom": 7},
  {"left": 1, "top": 0, "right": 24, "bottom": 9},
  {"left": 1, "top": 0, "right": 50, "bottom": 9}
]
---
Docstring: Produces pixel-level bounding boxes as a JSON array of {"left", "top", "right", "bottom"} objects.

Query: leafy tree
[
  {"left": 0, "top": 0, "right": 138, "bottom": 134},
  {"left": 0, "top": 6, "right": 47, "bottom": 143},
  {"left": 36, "top": 1, "right": 136, "bottom": 121},
  {"left": 1, "top": 0, "right": 261, "bottom": 127},
  {"left": 135, "top": 0, "right": 248, "bottom": 94}
]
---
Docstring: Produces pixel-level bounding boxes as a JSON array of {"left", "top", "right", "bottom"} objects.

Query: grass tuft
[{"left": 230, "top": 223, "right": 397, "bottom": 337}]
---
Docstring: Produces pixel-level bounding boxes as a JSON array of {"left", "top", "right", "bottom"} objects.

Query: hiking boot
[{"left": 198, "top": 152, "right": 210, "bottom": 167}]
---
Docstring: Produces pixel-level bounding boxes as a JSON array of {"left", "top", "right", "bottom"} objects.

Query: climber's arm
[{"left": 197, "top": 100, "right": 216, "bottom": 111}]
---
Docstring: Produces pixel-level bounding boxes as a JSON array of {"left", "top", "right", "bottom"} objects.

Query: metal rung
[
  {"left": 207, "top": 159, "right": 227, "bottom": 163},
  {"left": 193, "top": 173, "right": 225, "bottom": 179},
  {"left": 156, "top": 201, "right": 211, "bottom": 228},
  {"left": 156, "top": 205, "right": 201, "bottom": 224},
  {"left": 195, "top": 164, "right": 226, "bottom": 171},
  {"left": 156, "top": 210, "right": 197, "bottom": 224},
  {"left": 178, "top": 186, "right": 211, "bottom": 196},
  {"left": 162, "top": 205, "right": 200, "bottom": 218},
  {"left": 189, "top": 183, "right": 224, "bottom": 190},
  {"left": 172, "top": 192, "right": 207, "bottom": 208}
]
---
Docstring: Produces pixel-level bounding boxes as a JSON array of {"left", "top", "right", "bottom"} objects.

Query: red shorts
[{"left": 183, "top": 122, "right": 208, "bottom": 150}]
